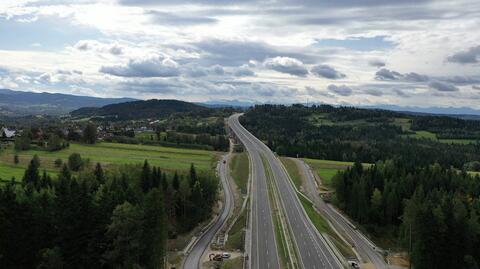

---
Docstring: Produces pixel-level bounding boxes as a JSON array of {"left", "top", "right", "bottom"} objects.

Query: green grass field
[
  {"left": 0, "top": 142, "right": 219, "bottom": 180},
  {"left": 405, "top": 130, "right": 478, "bottom": 144},
  {"left": 393, "top": 117, "right": 412, "bottom": 131},
  {"left": 280, "top": 157, "right": 303, "bottom": 190},
  {"left": 303, "top": 158, "right": 354, "bottom": 187},
  {"left": 229, "top": 152, "right": 249, "bottom": 193}
]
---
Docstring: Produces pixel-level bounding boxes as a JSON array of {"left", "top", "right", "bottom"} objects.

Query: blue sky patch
[
  {"left": 315, "top": 36, "right": 395, "bottom": 51},
  {"left": 0, "top": 16, "right": 102, "bottom": 51}
]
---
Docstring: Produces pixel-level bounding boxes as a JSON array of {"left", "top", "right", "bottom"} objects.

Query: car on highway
[
  {"left": 222, "top": 252, "right": 231, "bottom": 259},
  {"left": 348, "top": 260, "right": 360, "bottom": 268}
]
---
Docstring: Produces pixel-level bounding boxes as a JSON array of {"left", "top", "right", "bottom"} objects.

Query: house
[{"left": 1, "top": 127, "right": 16, "bottom": 139}]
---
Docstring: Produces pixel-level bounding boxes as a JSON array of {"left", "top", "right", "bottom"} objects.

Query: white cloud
[
  {"left": 100, "top": 55, "right": 180, "bottom": 77},
  {"left": 0, "top": 0, "right": 479, "bottom": 108},
  {"left": 264, "top": 57, "right": 308, "bottom": 77}
]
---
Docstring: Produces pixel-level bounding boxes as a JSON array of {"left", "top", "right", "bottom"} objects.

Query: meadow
[
  {"left": 303, "top": 158, "right": 359, "bottom": 187},
  {"left": 0, "top": 142, "right": 219, "bottom": 180}
]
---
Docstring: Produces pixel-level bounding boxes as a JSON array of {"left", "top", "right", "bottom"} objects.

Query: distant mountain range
[
  {"left": 71, "top": 99, "right": 208, "bottom": 119},
  {"left": 2, "top": 88, "right": 480, "bottom": 119},
  {"left": 0, "top": 89, "right": 136, "bottom": 116}
]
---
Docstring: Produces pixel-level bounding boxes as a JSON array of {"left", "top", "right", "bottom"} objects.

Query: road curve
[
  {"left": 183, "top": 153, "right": 235, "bottom": 269},
  {"left": 228, "top": 114, "right": 342, "bottom": 269},
  {"left": 228, "top": 114, "right": 281, "bottom": 269},
  {"left": 294, "top": 159, "right": 389, "bottom": 269}
]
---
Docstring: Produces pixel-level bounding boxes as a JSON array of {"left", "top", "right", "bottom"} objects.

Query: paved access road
[
  {"left": 227, "top": 114, "right": 280, "bottom": 269},
  {"left": 183, "top": 153, "right": 235, "bottom": 269},
  {"left": 228, "top": 114, "right": 342, "bottom": 269},
  {"left": 294, "top": 159, "right": 390, "bottom": 269}
]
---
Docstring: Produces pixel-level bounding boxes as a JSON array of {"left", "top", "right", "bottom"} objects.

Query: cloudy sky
[{"left": 1, "top": 0, "right": 480, "bottom": 108}]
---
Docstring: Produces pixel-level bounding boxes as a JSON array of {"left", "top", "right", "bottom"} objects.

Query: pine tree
[
  {"left": 141, "top": 160, "right": 151, "bottom": 193},
  {"left": 83, "top": 123, "right": 97, "bottom": 144},
  {"left": 94, "top": 162, "right": 105, "bottom": 184},
  {"left": 189, "top": 163, "right": 197, "bottom": 187},
  {"left": 172, "top": 172, "right": 180, "bottom": 191},
  {"left": 142, "top": 189, "right": 167, "bottom": 269},
  {"left": 23, "top": 157, "right": 40, "bottom": 187},
  {"left": 104, "top": 202, "right": 144, "bottom": 268}
]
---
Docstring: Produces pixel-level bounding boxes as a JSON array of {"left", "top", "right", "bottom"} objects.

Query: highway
[
  {"left": 294, "top": 159, "right": 390, "bottom": 269},
  {"left": 227, "top": 115, "right": 280, "bottom": 269},
  {"left": 183, "top": 153, "right": 235, "bottom": 269},
  {"left": 228, "top": 114, "right": 342, "bottom": 269}
]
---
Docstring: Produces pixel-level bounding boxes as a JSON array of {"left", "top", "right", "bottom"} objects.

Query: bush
[
  {"left": 14, "top": 136, "right": 31, "bottom": 151},
  {"left": 464, "top": 161, "right": 480, "bottom": 172},
  {"left": 68, "top": 153, "right": 83, "bottom": 171},
  {"left": 47, "top": 134, "right": 64, "bottom": 152},
  {"left": 54, "top": 158, "right": 63, "bottom": 168}
]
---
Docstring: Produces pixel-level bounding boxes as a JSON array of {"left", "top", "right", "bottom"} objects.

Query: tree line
[
  {"left": 411, "top": 115, "right": 480, "bottom": 139},
  {"left": 240, "top": 104, "right": 480, "bottom": 169},
  {"left": 0, "top": 157, "right": 218, "bottom": 268},
  {"left": 333, "top": 160, "right": 480, "bottom": 269}
]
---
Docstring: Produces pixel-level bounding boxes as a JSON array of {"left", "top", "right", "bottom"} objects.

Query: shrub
[{"left": 68, "top": 153, "right": 83, "bottom": 171}]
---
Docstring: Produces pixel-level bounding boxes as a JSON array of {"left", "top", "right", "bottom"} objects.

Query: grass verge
[
  {"left": 279, "top": 157, "right": 303, "bottom": 190},
  {"left": 226, "top": 199, "right": 248, "bottom": 251},
  {"left": 221, "top": 256, "right": 243, "bottom": 269},
  {"left": 230, "top": 152, "right": 249, "bottom": 194}
]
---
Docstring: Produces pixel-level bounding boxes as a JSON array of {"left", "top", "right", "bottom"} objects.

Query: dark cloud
[
  {"left": 327, "top": 84, "right": 353, "bottom": 96},
  {"left": 211, "top": 65, "right": 225, "bottom": 75},
  {"left": 375, "top": 68, "right": 429, "bottom": 82},
  {"left": 473, "top": 85, "right": 480, "bottom": 90},
  {"left": 75, "top": 40, "right": 91, "bottom": 51},
  {"left": 364, "top": 88, "right": 383, "bottom": 96},
  {"left": 375, "top": 68, "right": 402, "bottom": 80},
  {"left": 393, "top": 89, "right": 411, "bottom": 97},
  {"left": 234, "top": 65, "right": 255, "bottom": 77},
  {"left": 369, "top": 59, "right": 386, "bottom": 67},
  {"left": 445, "top": 76, "right": 480, "bottom": 84},
  {"left": 428, "top": 81, "right": 459, "bottom": 92},
  {"left": 404, "top": 72, "right": 429, "bottom": 82},
  {"left": 100, "top": 56, "right": 180, "bottom": 77},
  {"left": 109, "top": 45, "right": 124, "bottom": 55},
  {"left": 305, "top": 86, "right": 334, "bottom": 97},
  {"left": 147, "top": 10, "right": 217, "bottom": 25},
  {"left": 447, "top": 45, "right": 480, "bottom": 64},
  {"left": 192, "top": 39, "right": 313, "bottom": 66},
  {"left": 184, "top": 67, "right": 208, "bottom": 77},
  {"left": 310, "top": 65, "right": 346, "bottom": 79},
  {"left": 74, "top": 40, "right": 125, "bottom": 55},
  {"left": 264, "top": 57, "right": 308, "bottom": 77}
]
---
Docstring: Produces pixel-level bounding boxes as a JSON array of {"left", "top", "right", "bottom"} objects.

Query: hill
[
  {"left": 0, "top": 89, "right": 136, "bottom": 116},
  {"left": 71, "top": 99, "right": 209, "bottom": 119}
]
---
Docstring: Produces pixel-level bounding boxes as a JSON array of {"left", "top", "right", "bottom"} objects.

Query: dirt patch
[
  {"left": 388, "top": 252, "right": 409, "bottom": 267},
  {"left": 360, "top": 263, "right": 375, "bottom": 269}
]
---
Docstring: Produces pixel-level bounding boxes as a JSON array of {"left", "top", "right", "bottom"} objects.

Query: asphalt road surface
[
  {"left": 228, "top": 114, "right": 342, "bottom": 269},
  {"left": 228, "top": 114, "right": 280, "bottom": 269},
  {"left": 294, "top": 159, "right": 390, "bottom": 269},
  {"left": 183, "top": 153, "right": 235, "bottom": 269}
]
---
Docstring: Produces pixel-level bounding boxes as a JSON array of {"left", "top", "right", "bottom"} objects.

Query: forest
[
  {"left": 240, "top": 104, "right": 480, "bottom": 169},
  {"left": 333, "top": 160, "right": 480, "bottom": 269},
  {"left": 241, "top": 104, "right": 480, "bottom": 268},
  {"left": 0, "top": 157, "right": 218, "bottom": 268}
]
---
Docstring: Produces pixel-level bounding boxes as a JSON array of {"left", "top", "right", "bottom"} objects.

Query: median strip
[{"left": 261, "top": 154, "right": 301, "bottom": 269}]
